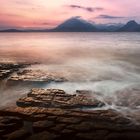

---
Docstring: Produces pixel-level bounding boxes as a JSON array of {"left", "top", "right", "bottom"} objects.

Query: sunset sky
[{"left": 0, "top": 0, "right": 140, "bottom": 29}]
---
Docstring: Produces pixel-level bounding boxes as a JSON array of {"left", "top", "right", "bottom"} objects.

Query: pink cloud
[{"left": 0, "top": 0, "right": 140, "bottom": 29}]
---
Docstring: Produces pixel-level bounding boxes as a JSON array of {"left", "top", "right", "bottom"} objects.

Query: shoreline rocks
[
  {"left": 16, "top": 89, "right": 105, "bottom": 109},
  {"left": 0, "top": 63, "right": 140, "bottom": 139},
  {"left": 0, "top": 63, "right": 30, "bottom": 80},
  {"left": 9, "top": 70, "right": 67, "bottom": 83},
  {"left": 0, "top": 88, "right": 140, "bottom": 140}
]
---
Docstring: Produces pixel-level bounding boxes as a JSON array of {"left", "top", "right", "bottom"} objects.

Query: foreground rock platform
[
  {"left": 16, "top": 88, "right": 104, "bottom": 109},
  {"left": 0, "top": 89, "right": 140, "bottom": 140}
]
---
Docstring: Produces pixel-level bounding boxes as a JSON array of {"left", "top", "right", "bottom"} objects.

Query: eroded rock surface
[
  {"left": 0, "top": 89, "right": 140, "bottom": 140},
  {"left": 16, "top": 88, "right": 104, "bottom": 109},
  {"left": 9, "top": 70, "right": 67, "bottom": 83},
  {"left": 0, "top": 63, "right": 30, "bottom": 80}
]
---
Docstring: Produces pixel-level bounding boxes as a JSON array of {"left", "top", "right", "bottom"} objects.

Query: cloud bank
[
  {"left": 96, "top": 15, "right": 125, "bottom": 19},
  {"left": 67, "top": 5, "right": 104, "bottom": 12}
]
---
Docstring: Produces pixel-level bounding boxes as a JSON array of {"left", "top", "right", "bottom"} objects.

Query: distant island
[{"left": 1, "top": 18, "right": 140, "bottom": 32}]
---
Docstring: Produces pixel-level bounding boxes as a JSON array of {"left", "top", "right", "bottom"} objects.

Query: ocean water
[{"left": 0, "top": 32, "right": 140, "bottom": 121}]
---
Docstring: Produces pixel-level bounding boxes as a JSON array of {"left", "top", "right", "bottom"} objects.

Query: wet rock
[
  {"left": 0, "top": 63, "right": 30, "bottom": 80},
  {"left": 61, "top": 129, "right": 74, "bottom": 135},
  {"left": 0, "top": 88, "right": 140, "bottom": 140},
  {"left": 0, "top": 108, "right": 140, "bottom": 140},
  {"left": 76, "top": 130, "right": 108, "bottom": 140},
  {"left": 9, "top": 70, "right": 67, "bottom": 83},
  {"left": 16, "top": 88, "right": 105, "bottom": 109},
  {"left": 56, "top": 117, "right": 81, "bottom": 124},
  {"left": 76, "top": 90, "right": 92, "bottom": 94},
  {"left": 26, "top": 131, "right": 59, "bottom": 140},
  {"left": 50, "top": 123, "right": 66, "bottom": 132},
  {"left": 0, "top": 63, "right": 29, "bottom": 70},
  {"left": 0, "top": 116, "right": 22, "bottom": 124},
  {"left": 0, "top": 70, "right": 13, "bottom": 80},
  {"left": 28, "top": 88, "right": 65, "bottom": 98},
  {"left": 76, "top": 132, "right": 104, "bottom": 140},
  {"left": 67, "top": 121, "right": 94, "bottom": 132},
  {"left": 47, "top": 116, "right": 57, "bottom": 121},
  {"left": 3, "top": 128, "right": 31, "bottom": 140},
  {"left": 105, "top": 132, "right": 140, "bottom": 140},
  {"left": 17, "top": 97, "right": 51, "bottom": 108},
  {"left": 0, "top": 116, "right": 23, "bottom": 135},
  {"left": 33, "top": 120, "right": 55, "bottom": 133}
]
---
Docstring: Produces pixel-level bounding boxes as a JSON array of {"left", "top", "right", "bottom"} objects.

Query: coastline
[{"left": 0, "top": 62, "right": 140, "bottom": 140}]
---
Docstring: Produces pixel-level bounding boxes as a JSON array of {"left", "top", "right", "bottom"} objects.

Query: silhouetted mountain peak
[
  {"left": 53, "top": 17, "right": 98, "bottom": 32},
  {"left": 117, "top": 20, "right": 140, "bottom": 32},
  {"left": 126, "top": 20, "right": 138, "bottom": 26},
  {"left": 60, "top": 17, "right": 85, "bottom": 26}
]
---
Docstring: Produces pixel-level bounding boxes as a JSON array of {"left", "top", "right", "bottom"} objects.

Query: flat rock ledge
[
  {"left": 9, "top": 70, "right": 67, "bottom": 83},
  {"left": 16, "top": 88, "right": 104, "bottom": 109},
  {"left": 0, "top": 89, "right": 140, "bottom": 140},
  {"left": 0, "top": 63, "right": 30, "bottom": 80}
]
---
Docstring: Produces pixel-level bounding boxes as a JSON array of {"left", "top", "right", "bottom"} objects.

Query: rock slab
[{"left": 0, "top": 89, "right": 140, "bottom": 140}]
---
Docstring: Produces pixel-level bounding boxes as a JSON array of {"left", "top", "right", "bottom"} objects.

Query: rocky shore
[
  {"left": 0, "top": 63, "right": 140, "bottom": 140},
  {"left": 9, "top": 69, "right": 67, "bottom": 83},
  {"left": 0, "top": 63, "right": 30, "bottom": 81}
]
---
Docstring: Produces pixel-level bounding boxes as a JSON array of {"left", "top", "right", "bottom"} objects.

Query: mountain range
[
  {"left": 1, "top": 18, "right": 140, "bottom": 32},
  {"left": 117, "top": 20, "right": 140, "bottom": 32}
]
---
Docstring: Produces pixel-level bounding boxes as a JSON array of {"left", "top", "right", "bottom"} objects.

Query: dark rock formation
[
  {"left": 16, "top": 88, "right": 104, "bottom": 108},
  {"left": 0, "top": 89, "right": 140, "bottom": 140},
  {"left": 0, "top": 63, "right": 30, "bottom": 80}
]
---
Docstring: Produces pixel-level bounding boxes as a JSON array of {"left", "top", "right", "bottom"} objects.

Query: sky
[{"left": 0, "top": 0, "right": 140, "bottom": 29}]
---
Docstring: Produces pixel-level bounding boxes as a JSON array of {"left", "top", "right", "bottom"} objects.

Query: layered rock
[
  {"left": 1, "top": 107, "right": 140, "bottom": 140},
  {"left": 16, "top": 88, "right": 104, "bottom": 109},
  {"left": 0, "top": 63, "right": 30, "bottom": 80},
  {"left": 0, "top": 89, "right": 140, "bottom": 140},
  {"left": 9, "top": 70, "right": 67, "bottom": 83}
]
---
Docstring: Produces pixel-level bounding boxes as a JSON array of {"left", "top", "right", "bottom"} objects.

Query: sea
[{"left": 0, "top": 32, "right": 140, "bottom": 122}]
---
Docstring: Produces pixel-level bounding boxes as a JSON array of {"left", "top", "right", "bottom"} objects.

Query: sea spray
[{"left": 0, "top": 32, "right": 140, "bottom": 123}]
